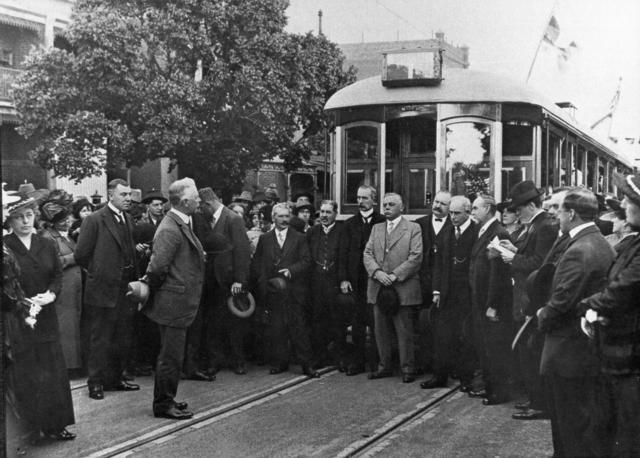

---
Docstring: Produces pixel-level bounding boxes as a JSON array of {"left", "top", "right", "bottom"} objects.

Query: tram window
[
  {"left": 608, "top": 163, "right": 614, "bottom": 193},
  {"left": 503, "top": 124, "right": 533, "bottom": 156},
  {"left": 574, "top": 146, "right": 585, "bottom": 186},
  {"left": 345, "top": 126, "right": 377, "bottom": 159},
  {"left": 599, "top": 161, "right": 606, "bottom": 193},
  {"left": 586, "top": 152, "right": 596, "bottom": 191},
  {"left": 346, "top": 170, "right": 366, "bottom": 202},
  {"left": 343, "top": 125, "right": 379, "bottom": 206},
  {"left": 445, "top": 122, "right": 491, "bottom": 197}
]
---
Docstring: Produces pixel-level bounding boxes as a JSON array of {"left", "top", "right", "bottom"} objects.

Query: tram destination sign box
[{"left": 381, "top": 47, "right": 443, "bottom": 87}]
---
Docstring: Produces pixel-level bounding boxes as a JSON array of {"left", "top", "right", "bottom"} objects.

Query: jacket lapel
[
  {"left": 168, "top": 212, "right": 204, "bottom": 260},
  {"left": 472, "top": 220, "right": 496, "bottom": 257},
  {"left": 386, "top": 218, "right": 408, "bottom": 251},
  {"left": 102, "top": 207, "right": 125, "bottom": 251}
]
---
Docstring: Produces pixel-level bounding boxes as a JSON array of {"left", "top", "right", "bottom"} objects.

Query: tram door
[{"left": 386, "top": 115, "right": 436, "bottom": 214}]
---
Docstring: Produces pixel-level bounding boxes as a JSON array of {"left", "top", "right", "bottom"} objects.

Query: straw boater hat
[{"left": 614, "top": 171, "right": 640, "bottom": 208}]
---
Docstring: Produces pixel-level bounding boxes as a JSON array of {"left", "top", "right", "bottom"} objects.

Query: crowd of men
[{"left": 73, "top": 173, "right": 640, "bottom": 456}]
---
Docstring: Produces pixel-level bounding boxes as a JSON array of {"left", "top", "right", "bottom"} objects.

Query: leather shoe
[
  {"left": 512, "top": 408, "right": 549, "bottom": 420},
  {"left": 368, "top": 371, "right": 392, "bottom": 380},
  {"left": 402, "top": 374, "right": 416, "bottom": 383},
  {"left": 346, "top": 364, "right": 364, "bottom": 376},
  {"left": 468, "top": 388, "right": 488, "bottom": 398},
  {"left": 154, "top": 406, "right": 193, "bottom": 420},
  {"left": 459, "top": 383, "right": 473, "bottom": 393},
  {"left": 104, "top": 381, "right": 140, "bottom": 391},
  {"left": 302, "top": 366, "right": 320, "bottom": 378},
  {"left": 185, "top": 370, "right": 215, "bottom": 382},
  {"left": 482, "top": 394, "right": 508, "bottom": 406},
  {"left": 233, "top": 363, "right": 247, "bottom": 375},
  {"left": 514, "top": 400, "right": 531, "bottom": 410},
  {"left": 47, "top": 428, "right": 76, "bottom": 441},
  {"left": 420, "top": 377, "right": 447, "bottom": 389},
  {"left": 175, "top": 401, "right": 188, "bottom": 410},
  {"left": 269, "top": 365, "right": 288, "bottom": 375},
  {"left": 89, "top": 384, "right": 104, "bottom": 400}
]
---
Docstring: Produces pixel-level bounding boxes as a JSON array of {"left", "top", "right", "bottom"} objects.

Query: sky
[{"left": 285, "top": 0, "right": 640, "bottom": 146}]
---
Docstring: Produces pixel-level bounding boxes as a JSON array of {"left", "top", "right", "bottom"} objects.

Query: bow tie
[{"left": 434, "top": 218, "right": 443, "bottom": 222}]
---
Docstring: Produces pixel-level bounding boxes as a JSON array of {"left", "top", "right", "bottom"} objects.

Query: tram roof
[{"left": 325, "top": 68, "right": 633, "bottom": 168}]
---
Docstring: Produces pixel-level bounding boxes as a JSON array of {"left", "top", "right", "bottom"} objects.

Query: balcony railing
[{"left": 0, "top": 66, "right": 23, "bottom": 101}]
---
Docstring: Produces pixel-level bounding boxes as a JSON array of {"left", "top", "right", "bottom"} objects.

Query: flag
[{"left": 543, "top": 16, "right": 560, "bottom": 45}]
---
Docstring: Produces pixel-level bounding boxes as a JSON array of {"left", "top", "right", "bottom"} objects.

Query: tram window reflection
[
  {"left": 445, "top": 122, "right": 491, "bottom": 197},
  {"left": 343, "top": 125, "right": 379, "bottom": 207}
]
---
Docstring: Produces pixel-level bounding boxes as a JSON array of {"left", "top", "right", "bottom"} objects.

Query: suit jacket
[
  {"left": 581, "top": 233, "right": 640, "bottom": 375},
  {"left": 538, "top": 225, "right": 615, "bottom": 377},
  {"left": 306, "top": 222, "right": 344, "bottom": 281},
  {"left": 510, "top": 211, "right": 557, "bottom": 321},
  {"left": 4, "top": 233, "right": 62, "bottom": 343},
  {"left": 469, "top": 219, "right": 513, "bottom": 321},
  {"left": 75, "top": 205, "right": 139, "bottom": 308},
  {"left": 338, "top": 211, "right": 386, "bottom": 292},
  {"left": 143, "top": 211, "right": 205, "bottom": 328},
  {"left": 432, "top": 220, "right": 477, "bottom": 308},
  {"left": 415, "top": 213, "right": 452, "bottom": 301},
  {"left": 212, "top": 207, "right": 251, "bottom": 286},
  {"left": 363, "top": 217, "right": 423, "bottom": 306},
  {"left": 251, "top": 228, "right": 311, "bottom": 305}
]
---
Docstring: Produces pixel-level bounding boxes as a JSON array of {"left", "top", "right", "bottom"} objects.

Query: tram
[{"left": 324, "top": 48, "right": 634, "bottom": 216}]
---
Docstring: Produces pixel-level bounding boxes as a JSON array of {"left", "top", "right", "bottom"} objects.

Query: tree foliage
[{"left": 13, "top": 0, "right": 356, "bottom": 192}]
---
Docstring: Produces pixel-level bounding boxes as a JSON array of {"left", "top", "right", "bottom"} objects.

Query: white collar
[
  {"left": 360, "top": 209, "right": 374, "bottom": 219},
  {"left": 170, "top": 208, "right": 191, "bottom": 224},
  {"left": 107, "top": 202, "right": 123, "bottom": 217},
  {"left": 213, "top": 205, "right": 223, "bottom": 222},
  {"left": 479, "top": 217, "right": 497, "bottom": 234},
  {"left": 276, "top": 227, "right": 288, "bottom": 235},
  {"left": 387, "top": 215, "right": 402, "bottom": 227},
  {"left": 569, "top": 222, "right": 595, "bottom": 239},
  {"left": 432, "top": 214, "right": 447, "bottom": 223},
  {"left": 455, "top": 218, "right": 472, "bottom": 234},
  {"left": 323, "top": 222, "right": 336, "bottom": 233}
]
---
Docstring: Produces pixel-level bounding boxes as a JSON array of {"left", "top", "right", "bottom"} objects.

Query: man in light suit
[
  {"left": 75, "top": 179, "right": 140, "bottom": 400},
  {"left": 363, "top": 193, "right": 423, "bottom": 383},
  {"left": 251, "top": 203, "right": 319, "bottom": 378},
  {"left": 143, "top": 178, "right": 205, "bottom": 420},
  {"left": 536, "top": 188, "right": 614, "bottom": 457}
]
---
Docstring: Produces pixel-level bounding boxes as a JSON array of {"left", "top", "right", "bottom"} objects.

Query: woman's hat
[
  {"left": 141, "top": 188, "right": 167, "bottom": 204},
  {"left": 2, "top": 183, "right": 20, "bottom": 207},
  {"left": 497, "top": 199, "right": 515, "bottom": 213},
  {"left": 227, "top": 292, "right": 256, "bottom": 318},
  {"left": 509, "top": 180, "right": 544, "bottom": 208},
  {"left": 40, "top": 201, "right": 70, "bottom": 224},
  {"left": 614, "top": 171, "right": 640, "bottom": 208},
  {"left": 292, "top": 191, "right": 314, "bottom": 204}
]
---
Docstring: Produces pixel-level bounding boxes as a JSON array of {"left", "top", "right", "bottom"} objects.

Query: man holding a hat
[
  {"left": 536, "top": 188, "right": 614, "bottom": 456},
  {"left": 579, "top": 172, "right": 640, "bottom": 456},
  {"left": 497, "top": 180, "right": 557, "bottom": 420}
]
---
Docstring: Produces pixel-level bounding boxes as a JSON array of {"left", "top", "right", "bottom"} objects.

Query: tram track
[
  {"left": 336, "top": 383, "right": 462, "bottom": 458},
  {"left": 86, "top": 366, "right": 337, "bottom": 458}
]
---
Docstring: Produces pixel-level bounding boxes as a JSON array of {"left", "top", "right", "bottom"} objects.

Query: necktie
[
  {"left": 455, "top": 226, "right": 461, "bottom": 240},
  {"left": 363, "top": 216, "right": 370, "bottom": 225},
  {"left": 278, "top": 231, "right": 285, "bottom": 247},
  {"left": 116, "top": 213, "right": 124, "bottom": 225},
  {"left": 211, "top": 215, "right": 217, "bottom": 229},
  {"left": 387, "top": 221, "right": 394, "bottom": 234}
]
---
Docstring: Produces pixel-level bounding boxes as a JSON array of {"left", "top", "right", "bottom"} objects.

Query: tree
[{"left": 13, "top": 0, "right": 356, "bottom": 194}]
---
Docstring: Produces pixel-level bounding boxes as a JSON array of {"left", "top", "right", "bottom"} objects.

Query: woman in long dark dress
[{"left": 3, "top": 194, "right": 76, "bottom": 441}]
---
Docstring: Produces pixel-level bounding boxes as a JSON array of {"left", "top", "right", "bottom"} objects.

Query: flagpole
[{"left": 525, "top": 0, "right": 559, "bottom": 84}]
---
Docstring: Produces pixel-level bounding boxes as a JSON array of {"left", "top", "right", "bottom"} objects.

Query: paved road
[{"left": 9, "top": 365, "right": 552, "bottom": 458}]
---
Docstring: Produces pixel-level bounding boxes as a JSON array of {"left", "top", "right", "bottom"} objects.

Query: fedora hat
[
  {"left": 377, "top": 285, "right": 400, "bottom": 317},
  {"left": 292, "top": 191, "right": 314, "bottom": 205},
  {"left": 126, "top": 280, "right": 150, "bottom": 311},
  {"left": 267, "top": 276, "right": 288, "bottom": 294},
  {"left": 227, "top": 291, "right": 256, "bottom": 318},
  {"left": 509, "top": 180, "right": 544, "bottom": 208},
  {"left": 141, "top": 188, "right": 167, "bottom": 204},
  {"left": 526, "top": 263, "right": 556, "bottom": 311},
  {"left": 614, "top": 171, "right": 640, "bottom": 208},
  {"left": 234, "top": 191, "right": 253, "bottom": 204}
]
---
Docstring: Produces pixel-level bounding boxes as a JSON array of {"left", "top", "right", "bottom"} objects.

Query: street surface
[{"left": 13, "top": 365, "right": 552, "bottom": 458}]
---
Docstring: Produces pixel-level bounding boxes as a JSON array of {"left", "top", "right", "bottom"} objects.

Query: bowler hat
[
  {"left": 377, "top": 285, "right": 400, "bottom": 317},
  {"left": 509, "top": 180, "right": 544, "bottom": 208},
  {"left": 614, "top": 171, "right": 640, "bottom": 208},
  {"left": 253, "top": 191, "right": 268, "bottom": 203},
  {"left": 267, "top": 276, "right": 288, "bottom": 294},
  {"left": 605, "top": 196, "right": 621, "bottom": 212},
  {"left": 292, "top": 191, "right": 314, "bottom": 204},
  {"left": 526, "top": 263, "right": 556, "bottom": 311},
  {"left": 141, "top": 188, "right": 167, "bottom": 204},
  {"left": 126, "top": 280, "right": 150, "bottom": 311},
  {"left": 227, "top": 292, "right": 256, "bottom": 318}
]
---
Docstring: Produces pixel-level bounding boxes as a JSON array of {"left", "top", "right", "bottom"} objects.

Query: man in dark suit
[
  {"left": 363, "top": 193, "right": 423, "bottom": 383},
  {"left": 422, "top": 196, "right": 477, "bottom": 390},
  {"left": 196, "top": 188, "right": 251, "bottom": 376},
  {"left": 415, "top": 190, "right": 452, "bottom": 373},
  {"left": 76, "top": 179, "right": 140, "bottom": 400},
  {"left": 143, "top": 178, "right": 205, "bottom": 420},
  {"left": 338, "top": 185, "right": 386, "bottom": 376},
  {"left": 580, "top": 172, "right": 640, "bottom": 457},
  {"left": 537, "top": 188, "right": 615, "bottom": 456},
  {"left": 251, "top": 203, "right": 319, "bottom": 378},
  {"left": 498, "top": 180, "right": 557, "bottom": 420},
  {"left": 306, "top": 200, "right": 344, "bottom": 368},
  {"left": 469, "top": 194, "right": 513, "bottom": 405}
]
